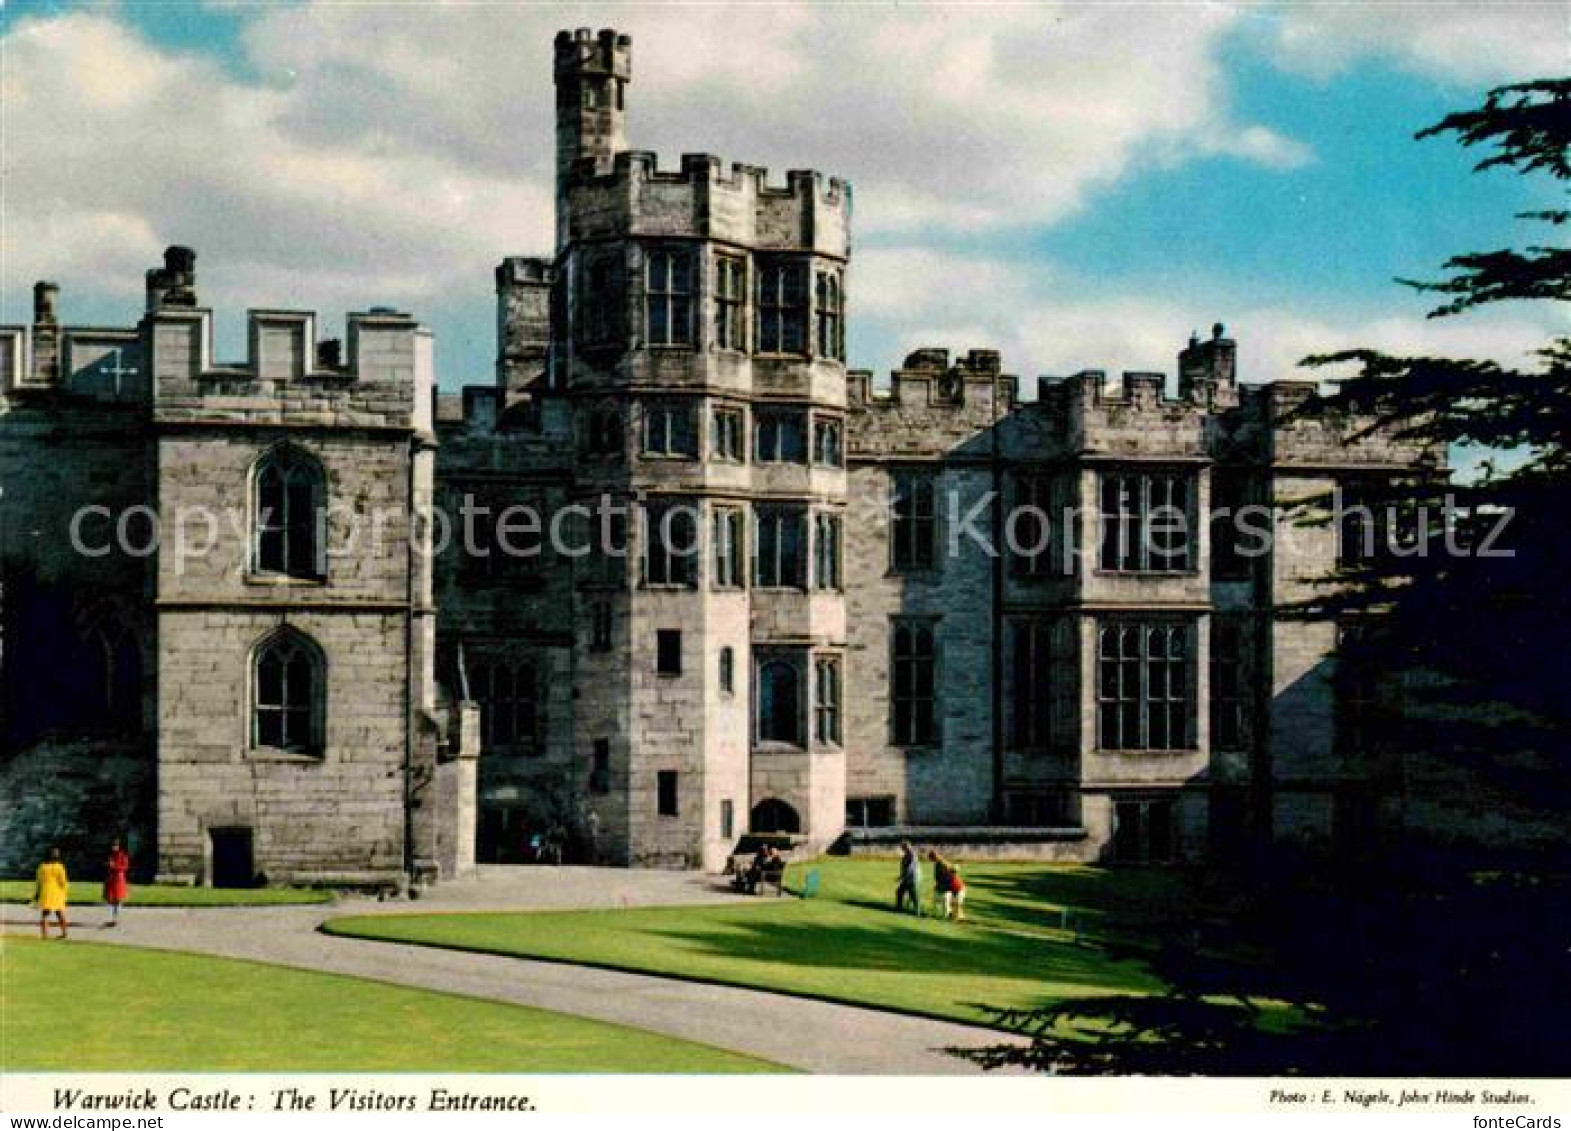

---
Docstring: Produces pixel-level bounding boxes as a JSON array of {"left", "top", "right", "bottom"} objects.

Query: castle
[{"left": 1, "top": 29, "right": 1441, "bottom": 884}]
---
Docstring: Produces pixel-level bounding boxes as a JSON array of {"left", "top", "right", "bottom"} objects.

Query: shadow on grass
[
  {"left": 957, "top": 867, "right": 1214, "bottom": 934},
  {"left": 638, "top": 912, "right": 1160, "bottom": 1001}
]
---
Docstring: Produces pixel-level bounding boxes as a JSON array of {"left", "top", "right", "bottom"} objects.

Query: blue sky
[{"left": 2, "top": 2, "right": 1562, "bottom": 394}]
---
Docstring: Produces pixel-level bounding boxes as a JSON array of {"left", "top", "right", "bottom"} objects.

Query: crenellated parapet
[
  {"left": 848, "top": 347, "right": 1018, "bottom": 460},
  {"left": 844, "top": 325, "right": 1433, "bottom": 475},
  {"left": 148, "top": 305, "right": 433, "bottom": 432},
  {"left": 2, "top": 279, "right": 145, "bottom": 404},
  {"left": 1054, "top": 369, "right": 1211, "bottom": 462},
  {"left": 565, "top": 149, "right": 851, "bottom": 256},
  {"left": 1240, "top": 380, "right": 1434, "bottom": 471}
]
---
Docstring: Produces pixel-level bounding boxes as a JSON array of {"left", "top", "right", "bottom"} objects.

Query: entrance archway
[{"left": 750, "top": 798, "right": 801, "bottom": 834}]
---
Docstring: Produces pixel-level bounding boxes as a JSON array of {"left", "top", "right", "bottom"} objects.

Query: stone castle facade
[{"left": 1, "top": 29, "right": 1446, "bottom": 883}]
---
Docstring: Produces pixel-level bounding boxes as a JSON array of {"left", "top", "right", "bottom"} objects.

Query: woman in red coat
[{"left": 103, "top": 839, "right": 130, "bottom": 926}]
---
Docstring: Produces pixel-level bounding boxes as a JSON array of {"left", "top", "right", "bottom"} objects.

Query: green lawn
[
  {"left": 0, "top": 938, "right": 780, "bottom": 1073},
  {"left": 326, "top": 858, "right": 1271, "bottom": 1031},
  {"left": 0, "top": 880, "right": 332, "bottom": 907}
]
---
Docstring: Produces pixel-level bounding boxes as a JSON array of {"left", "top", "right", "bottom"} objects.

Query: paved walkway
[{"left": 7, "top": 868, "right": 1021, "bottom": 1075}]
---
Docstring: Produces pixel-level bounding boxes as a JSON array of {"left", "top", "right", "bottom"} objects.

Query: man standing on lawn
[{"left": 895, "top": 841, "right": 922, "bottom": 916}]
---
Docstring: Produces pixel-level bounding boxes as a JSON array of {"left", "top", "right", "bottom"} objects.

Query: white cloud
[
  {"left": 258, "top": 2, "right": 1344, "bottom": 235},
  {"left": 1262, "top": 3, "right": 1566, "bottom": 85},
  {"left": 854, "top": 249, "right": 1559, "bottom": 390},
  {"left": 2, "top": 2, "right": 1329, "bottom": 365},
  {"left": 2, "top": 2, "right": 1552, "bottom": 381},
  {"left": 2, "top": 9, "right": 551, "bottom": 328}
]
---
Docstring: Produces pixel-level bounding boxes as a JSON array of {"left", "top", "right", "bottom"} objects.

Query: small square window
[
  {"left": 657, "top": 770, "right": 679, "bottom": 817},
  {"left": 656, "top": 630, "right": 682, "bottom": 676}
]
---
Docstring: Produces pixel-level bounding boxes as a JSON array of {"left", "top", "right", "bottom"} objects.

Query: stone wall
[
  {"left": 154, "top": 608, "right": 409, "bottom": 884},
  {"left": 1, "top": 371, "right": 156, "bottom": 876}
]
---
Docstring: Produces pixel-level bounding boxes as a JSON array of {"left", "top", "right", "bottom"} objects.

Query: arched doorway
[{"left": 750, "top": 798, "right": 801, "bottom": 834}]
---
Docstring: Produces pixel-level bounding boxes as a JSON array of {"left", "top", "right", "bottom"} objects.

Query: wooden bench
[{"left": 729, "top": 856, "right": 788, "bottom": 895}]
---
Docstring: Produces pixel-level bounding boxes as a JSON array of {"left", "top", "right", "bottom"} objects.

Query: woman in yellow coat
[{"left": 34, "top": 847, "right": 69, "bottom": 939}]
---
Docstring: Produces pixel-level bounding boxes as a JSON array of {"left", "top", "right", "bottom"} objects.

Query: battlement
[
  {"left": 850, "top": 347, "right": 1016, "bottom": 410},
  {"left": 147, "top": 304, "right": 433, "bottom": 432},
  {"left": 848, "top": 348, "right": 1018, "bottom": 462},
  {"left": 577, "top": 150, "right": 852, "bottom": 204},
  {"left": 2, "top": 274, "right": 145, "bottom": 402},
  {"left": 564, "top": 148, "right": 851, "bottom": 255},
  {"left": 844, "top": 324, "right": 1431, "bottom": 470},
  {"left": 1045, "top": 369, "right": 1184, "bottom": 408},
  {"left": 554, "top": 27, "right": 631, "bottom": 80}
]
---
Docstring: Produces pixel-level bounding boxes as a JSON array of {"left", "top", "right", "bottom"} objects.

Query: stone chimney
[
  {"left": 146, "top": 245, "right": 197, "bottom": 311},
  {"left": 31, "top": 281, "right": 60, "bottom": 386}
]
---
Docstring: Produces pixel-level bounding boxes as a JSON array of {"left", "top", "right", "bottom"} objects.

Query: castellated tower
[
  {"left": 142, "top": 253, "right": 463, "bottom": 886},
  {"left": 536, "top": 27, "right": 853, "bottom": 867},
  {"left": 553, "top": 28, "right": 631, "bottom": 251}
]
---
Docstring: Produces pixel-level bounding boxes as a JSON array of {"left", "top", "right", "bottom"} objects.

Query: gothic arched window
[
  {"left": 253, "top": 445, "right": 325, "bottom": 578},
  {"left": 252, "top": 628, "right": 325, "bottom": 755}
]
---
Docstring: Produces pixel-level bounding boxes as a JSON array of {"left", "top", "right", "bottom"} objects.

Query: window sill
[
  {"left": 641, "top": 582, "right": 698, "bottom": 592},
  {"left": 753, "top": 740, "right": 806, "bottom": 753},
  {"left": 754, "top": 584, "right": 808, "bottom": 594},
  {"left": 639, "top": 452, "right": 699, "bottom": 461},
  {"left": 1094, "top": 747, "right": 1201, "bottom": 756},
  {"left": 1092, "top": 569, "right": 1201, "bottom": 579},
  {"left": 245, "top": 572, "right": 327, "bottom": 587},
  {"left": 480, "top": 745, "right": 542, "bottom": 758},
  {"left": 249, "top": 747, "right": 324, "bottom": 763},
  {"left": 656, "top": 671, "right": 683, "bottom": 679}
]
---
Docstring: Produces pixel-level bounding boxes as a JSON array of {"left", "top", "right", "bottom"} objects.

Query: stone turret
[
  {"left": 495, "top": 256, "right": 555, "bottom": 403},
  {"left": 1178, "top": 321, "right": 1238, "bottom": 407},
  {"left": 554, "top": 27, "right": 632, "bottom": 249}
]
